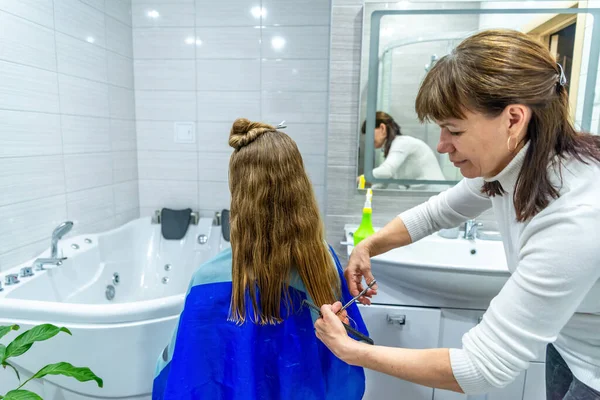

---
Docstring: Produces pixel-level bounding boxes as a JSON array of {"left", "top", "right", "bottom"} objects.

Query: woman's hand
[
  {"left": 315, "top": 302, "right": 359, "bottom": 363},
  {"left": 344, "top": 242, "right": 378, "bottom": 305}
]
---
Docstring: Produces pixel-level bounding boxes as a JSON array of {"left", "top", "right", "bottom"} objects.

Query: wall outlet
[{"left": 174, "top": 122, "right": 196, "bottom": 144}]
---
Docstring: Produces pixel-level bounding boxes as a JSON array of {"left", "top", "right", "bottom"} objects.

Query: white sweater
[
  {"left": 373, "top": 136, "right": 446, "bottom": 181},
  {"left": 399, "top": 143, "right": 600, "bottom": 394}
]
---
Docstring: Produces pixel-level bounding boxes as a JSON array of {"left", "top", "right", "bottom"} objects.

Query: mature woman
[{"left": 316, "top": 29, "right": 600, "bottom": 400}]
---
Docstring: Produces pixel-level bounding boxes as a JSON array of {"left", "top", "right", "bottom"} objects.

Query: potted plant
[{"left": 0, "top": 324, "right": 102, "bottom": 399}]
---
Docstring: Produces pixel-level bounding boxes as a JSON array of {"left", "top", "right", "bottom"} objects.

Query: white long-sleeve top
[
  {"left": 398, "top": 142, "right": 600, "bottom": 394},
  {"left": 373, "top": 135, "right": 446, "bottom": 181}
]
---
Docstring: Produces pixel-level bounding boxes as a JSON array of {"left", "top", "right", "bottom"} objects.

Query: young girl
[{"left": 153, "top": 118, "right": 368, "bottom": 400}]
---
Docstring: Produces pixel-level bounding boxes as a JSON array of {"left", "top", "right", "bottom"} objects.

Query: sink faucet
[
  {"left": 463, "top": 219, "right": 483, "bottom": 240},
  {"left": 50, "top": 221, "right": 73, "bottom": 258}
]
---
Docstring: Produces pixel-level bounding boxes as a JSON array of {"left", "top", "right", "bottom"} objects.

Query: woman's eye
[{"left": 449, "top": 130, "right": 464, "bottom": 136}]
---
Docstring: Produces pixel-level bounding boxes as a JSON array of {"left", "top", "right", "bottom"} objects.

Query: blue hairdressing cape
[{"left": 153, "top": 245, "right": 367, "bottom": 400}]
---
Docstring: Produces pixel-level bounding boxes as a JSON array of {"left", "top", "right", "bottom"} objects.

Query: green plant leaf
[
  {"left": 0, "top": 344, "right": 5, "bottom": 361},
  {"left": 3, "top": 390, "right": 42, "bottom": 400},
  {"left": 0, "top": 325, "right": 19, "bottom": 341},
  {"left": 3, "top": 361, "right": 21, "bottom": 381},
  {"left": 30, "top": 362, "right": 103, "bottom": 388},
  {"left": 4, "top": 324, "right": 71, "bottom": 361}
]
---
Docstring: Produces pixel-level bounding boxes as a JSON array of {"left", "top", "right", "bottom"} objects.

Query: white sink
[{"left": 343, "top": 225, "right": 510, "bottom": 304}]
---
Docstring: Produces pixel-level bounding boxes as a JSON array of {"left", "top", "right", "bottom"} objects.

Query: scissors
[
  {"left": 303, "top": 299, "right": 374, "bottom": 345},
  {"left": 337, "top": 279, "right": 377, "bottom": 315}
]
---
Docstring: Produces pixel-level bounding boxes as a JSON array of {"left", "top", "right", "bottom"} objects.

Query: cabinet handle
[{"left": 387, "top": 314, "right": 406, "bottom": 325}]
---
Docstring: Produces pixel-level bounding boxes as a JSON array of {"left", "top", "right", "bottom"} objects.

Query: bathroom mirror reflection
[{"left": 358, "top": 1, "right": 598, "bottom": 192}]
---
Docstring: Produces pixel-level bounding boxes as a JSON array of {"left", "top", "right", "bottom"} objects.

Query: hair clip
[
  {"left": 557, "top": 63, "right": 567, "bottom": 86},
  {"left": 276, "top": 120, "right": 287, "bottom": 129}
]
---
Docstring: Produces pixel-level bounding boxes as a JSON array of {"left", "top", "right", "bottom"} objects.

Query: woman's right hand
[{"left": 344, "top": 242, "right": 378, "bottom": 305}]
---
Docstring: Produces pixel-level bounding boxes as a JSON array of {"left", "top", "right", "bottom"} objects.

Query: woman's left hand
[{"left": 315, "top": 302, "right": 359, "bottom": 363}]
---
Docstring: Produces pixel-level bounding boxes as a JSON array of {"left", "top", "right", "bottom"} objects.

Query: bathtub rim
[
  {"left": 0, "top": 215, "right": 226, "bottom": 325},
  {"left": 0, "top": 293, "right": 186, "bottom": 324}
]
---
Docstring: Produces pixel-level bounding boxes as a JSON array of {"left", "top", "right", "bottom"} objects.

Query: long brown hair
[
  {"left": 361, "top": 111, "right": 402, "bottom": 158},
  {"left": 228, "top": 118, "right": 341, "bottom": 325},
  {"left": 415, "top": 29, "right": 600, "bottom": 222}
]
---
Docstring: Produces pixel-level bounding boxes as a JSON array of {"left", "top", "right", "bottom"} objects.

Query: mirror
[{"left": 358, "top": 1, "right": 600, "bottom": 192}]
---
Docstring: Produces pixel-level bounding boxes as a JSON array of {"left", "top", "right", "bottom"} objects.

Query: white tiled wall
[
  {"left": 0, "top": 0, "right": 138, "bottom": 270},
  {"left": 132, "top": 0, "right": 331, "bottom": 218}
]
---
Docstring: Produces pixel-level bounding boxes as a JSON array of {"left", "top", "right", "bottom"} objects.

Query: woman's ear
[
  {"left": 506, "top": 104, "right": 531, "bottom": 140},
  {"left": 379, "top": 123, "right": 387, "bottom": 133}
]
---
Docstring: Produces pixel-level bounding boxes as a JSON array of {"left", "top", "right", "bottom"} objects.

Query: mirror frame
[{"left": 361, "top": 5, "right": 600, "bottom": 190}]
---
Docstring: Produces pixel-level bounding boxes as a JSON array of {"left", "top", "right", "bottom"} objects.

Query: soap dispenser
[{"left": 353, "top": 189, "right": 375, "bottom": 246}]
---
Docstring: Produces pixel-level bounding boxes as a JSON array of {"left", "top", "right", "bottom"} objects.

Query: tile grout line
[
  {"left": 128, "top": 1, "right": 141, "bottom": 220},
  {"left": 104, "top": 0, "right": 118, "bottom": 228},
  {"left": 51, "top": 0, "right": 70, "bottom": 224},
  {"left": 0, "top": 57, "right": 330, "bottom": 92},
  {"left": 0, "top": 107, "right": 136, "bottom": 120},
  {"left": 323, "top": 0, "right": 334, "bottom": 217},
  {"left": 0, "top": 8, "right": 134, "bottom": 59},
  {"left": 260, "top": 0, "right": 264, "bottom": 124},
  {"left": 194, "top": 0, "right": 202, "bottom": 212},
  {"left": 0, "top": 181, "right": 137, "bottom": 210},
  {"left": 0, "top": 58, "right": 135, "bottom": 92}
]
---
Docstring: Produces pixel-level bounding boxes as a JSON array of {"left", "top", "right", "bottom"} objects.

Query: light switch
[{"left": 174, "top": 122, "right": 196, "bottom": 144}]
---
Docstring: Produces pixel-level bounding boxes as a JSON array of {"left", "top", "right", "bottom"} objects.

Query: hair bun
[{"left": 229, "top": 118, "right": 276, "bottom": 150}]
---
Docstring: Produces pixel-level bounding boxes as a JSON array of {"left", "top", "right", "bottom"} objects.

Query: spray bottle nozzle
[{"left": 364, "top": 188, "right": 373, "bottom": 209}]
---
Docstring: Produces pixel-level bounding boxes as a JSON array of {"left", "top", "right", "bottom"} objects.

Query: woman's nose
[{"left": 437, "top": 129, "right": 454, "bottom": 154}]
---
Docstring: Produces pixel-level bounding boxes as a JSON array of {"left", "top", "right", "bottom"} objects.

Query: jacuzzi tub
[{"left": 0, "top": 216, "right": 229, "bottom": 400}]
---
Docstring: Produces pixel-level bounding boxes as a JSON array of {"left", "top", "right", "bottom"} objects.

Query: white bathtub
[{"left": 0, "top": 216, "right": 229, "bottom": 400}]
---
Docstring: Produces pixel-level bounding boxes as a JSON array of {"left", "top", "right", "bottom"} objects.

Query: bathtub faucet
[
  {"left": 34, "top": 257, "right": 67, "bottom": 271},
  {"left": 51, "top": 221, "right": 74, "bottom": 258}
]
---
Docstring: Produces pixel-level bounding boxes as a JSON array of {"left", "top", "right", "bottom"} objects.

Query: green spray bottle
[{"left": 353, "top": 189, "right": 375, "bottom": 246}]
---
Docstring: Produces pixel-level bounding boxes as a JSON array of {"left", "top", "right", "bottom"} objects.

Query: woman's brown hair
[
  {"left": 360, "top": 111, "right": 402, "bottom": 158},
  {"left": 415, "top": 29, "right": 600, "bottom": 222},
  {"left": 228, "top": 118, "right": 341, "bottom": 325}
]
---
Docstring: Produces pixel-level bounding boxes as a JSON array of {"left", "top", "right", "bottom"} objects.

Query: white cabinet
[
  {"left": 359, "top": 304, "right": 442, "bottom": 400},
  {"left": 357, "top": 305, "right": 541, "bottom": 400}
]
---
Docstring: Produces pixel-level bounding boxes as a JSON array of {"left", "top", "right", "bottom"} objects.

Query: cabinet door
[
  {"left": 358, "top": 304, "right": 441, "bottom": 400},
  {"left": 433, "top": 309, "right": 526, "bottom": 400},
  {"left": 522, "top": 362, "right": 545, "bottom": 400},
  {"left": 434, "top": 309, "right": 484, "bottom": 400}
]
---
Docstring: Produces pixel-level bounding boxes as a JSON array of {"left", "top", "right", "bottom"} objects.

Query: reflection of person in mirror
[
  {"left": 360, "top": 111, "right": 446, "bottom": 190},
  {"left": 316, "top": 29, "right": 600, "bottom": 399}
]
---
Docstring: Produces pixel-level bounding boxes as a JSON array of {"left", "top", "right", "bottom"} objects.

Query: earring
[{"left": 507, "top": 136, "right": 517, "bottom": 152}]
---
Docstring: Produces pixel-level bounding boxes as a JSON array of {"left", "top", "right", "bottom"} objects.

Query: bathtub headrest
[
  {"left": 221, "top": 209, "right": 230, "bottom": 242},
  {"left": 161, "top": 208, "right": 192, "bottom": 240}
]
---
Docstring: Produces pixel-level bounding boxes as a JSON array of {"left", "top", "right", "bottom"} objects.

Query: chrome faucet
[
  {"left": 34, "top": 221, "right": 73, "bottom": 270},
  {"left": 463, "top": 219, "right": 483, "bottom": 240},
  {"left": 51, "top": 221, "right": 73, "bottom": 258},
  {"left": 33, "top": 257, "right": 66, "bottom": 271}
]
